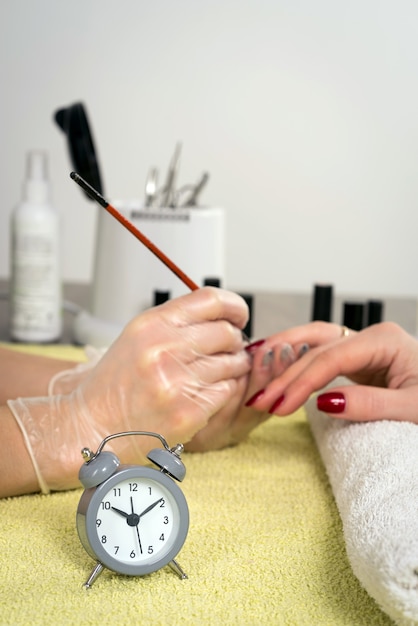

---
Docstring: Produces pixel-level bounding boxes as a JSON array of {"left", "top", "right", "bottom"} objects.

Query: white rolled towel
[{"left": 306, "top": 390, "right": 418, "bottom": 626}]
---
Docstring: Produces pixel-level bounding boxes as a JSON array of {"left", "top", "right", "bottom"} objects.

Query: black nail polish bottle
[
  {"left": 153, "top": 290, "right": 171, "bottom": 306},
  {"left": 203, "top": 277, "right": 222, "bottom": 287},
  {"left": 239, "top": 293, "right": 254, "bottom": 339},
  {"left": 343, "top": 302, "right": 365, "bottom": 331},
  {"left": 311, "top": 284, "right": 333, "bottom": 322},
  {"left": 366, "top": 300, "right": 383, "bottom": 326}
]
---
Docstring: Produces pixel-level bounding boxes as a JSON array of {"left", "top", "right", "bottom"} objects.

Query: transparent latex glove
[
  {"left": 48, "top": 345, "right": 107, "bottom": 396},
  {"left": 7, "top": 288, "right": 251, "bottom": 494}
]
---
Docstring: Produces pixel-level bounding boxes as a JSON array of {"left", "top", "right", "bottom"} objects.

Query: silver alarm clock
[{"left": 76, "top": 431, "right": 189, "bottom": 588}]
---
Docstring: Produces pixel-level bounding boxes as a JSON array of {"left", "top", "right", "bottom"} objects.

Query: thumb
[{"left": 316, "top": 385, "right": 418, "bottom": 423}]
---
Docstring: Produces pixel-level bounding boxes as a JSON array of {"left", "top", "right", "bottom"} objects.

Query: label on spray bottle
[
  {"left": 11, "top": 221, "right": 60, "bottom": 338},
  {"left": 10, "top": 151, "right": 62, "bottom": 342}
]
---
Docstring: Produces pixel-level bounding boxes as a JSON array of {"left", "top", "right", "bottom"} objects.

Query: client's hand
[
  {"left": 185, "top": 337, "right": 299, "bottom": 451},
  {"left": 7, "top": 287, "right": 251, "bottom": 493},
  {"left": 244, "top": 321, "right": 418, "bottom": 423}
]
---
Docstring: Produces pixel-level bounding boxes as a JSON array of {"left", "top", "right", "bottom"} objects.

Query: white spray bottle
[{"left": 10, "top": 151, "right": 62, "bottom": 342}]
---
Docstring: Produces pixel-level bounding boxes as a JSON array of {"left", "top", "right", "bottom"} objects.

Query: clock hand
[
  {"left": 131, "top": 496, "right": 143, "bottom": 554},
  {"left": 111, "top": 506, "right": 130, "bottom": 519},
  {"left": 112, "top": 505, "right": 141, "bottom": 531},
  {"left": 135, "top": 526, "right": 143, "bottom": 554},
  {"left": 138, "top": 498, "right": 164, "bottom": 519}
]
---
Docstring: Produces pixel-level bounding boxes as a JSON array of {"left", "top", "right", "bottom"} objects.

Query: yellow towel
[{"left": 0, "top": 345, "right": 393, "bottom": 625}]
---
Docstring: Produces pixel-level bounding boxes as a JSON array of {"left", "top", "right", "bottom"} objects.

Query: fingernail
[
  {"left": 280, "top": 344, "right": 295, "bottom": 364},
  {"left": 317, "top": 391, "right": 346, "bottom": 414},
  {"left": 245, "top": 389, "right": 265, "bottom": 407},
  {"left": 245, "top": 339, "right": 265, "bottom": 354},
  {"left": 298, "top": 343, "right": 309, "bottom": 357},
  {"left": 268, "top": 394, "right": 285, "bottom": 414},
  {"left": 261, "top": 349, "right": 274, "bottom": 367}
]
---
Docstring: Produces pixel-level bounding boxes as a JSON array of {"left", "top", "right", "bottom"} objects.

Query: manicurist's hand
[
  {"left": 77, "top": 286, "right": 252, "bottom": 444},
  {"left": 244, "top": 321, "right": 418, "bottom": 423},
  {"left": 5, "top": 287, "right": 252, "bottom": 495}
]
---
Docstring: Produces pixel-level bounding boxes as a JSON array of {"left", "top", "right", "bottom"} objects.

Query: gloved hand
[
  {"left": 7, "top": 287, "right": 251, "bottom": 494},
  {"left": 47, "top": 345, "right": 107, "bottom": 396}
]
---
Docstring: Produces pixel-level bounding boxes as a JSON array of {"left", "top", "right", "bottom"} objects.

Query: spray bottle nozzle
[
  {"left": 24, "top": 151, "right": 50, "bottom": 204},
  {"left": 27, "top": 150, "right": 47, "bottom": 180}
]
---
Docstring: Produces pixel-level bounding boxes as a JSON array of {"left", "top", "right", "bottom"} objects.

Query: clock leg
[
  {"left": 168, "top": 559, "right": 188, "bottom": 580},
  {"left": 83, "top": 562, "right": 105, "bottom": 589}
]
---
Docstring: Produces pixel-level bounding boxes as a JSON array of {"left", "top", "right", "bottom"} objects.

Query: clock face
[{"left": 77, "top": 466, "right": 189, "bottom": 576}]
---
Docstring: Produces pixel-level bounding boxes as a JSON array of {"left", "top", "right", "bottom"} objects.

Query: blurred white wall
[{"left": 1, "top": 0, "right": 418, "bottom": 297}]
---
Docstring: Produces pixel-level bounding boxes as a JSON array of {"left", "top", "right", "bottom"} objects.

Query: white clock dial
[{"left": 96, "top": 476, "right": 178, "bottom": 564}]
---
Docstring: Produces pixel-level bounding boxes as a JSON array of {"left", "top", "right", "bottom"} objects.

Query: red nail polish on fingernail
[
  {"left": 245, "top": 389, "right": 266, "bottom": 407},
  {"left": 268, "top": 395, "right": 285, "bottom": 414},
  {"left": 317, "top": 391, "right": 346, "bottom": 414},
  {"left": 245, "top": 339, "right": 266, "bottom": 354}
]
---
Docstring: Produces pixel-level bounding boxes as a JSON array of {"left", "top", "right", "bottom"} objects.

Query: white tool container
[{"left": 90, "top": 203, "right": 225, "bottom": 325}]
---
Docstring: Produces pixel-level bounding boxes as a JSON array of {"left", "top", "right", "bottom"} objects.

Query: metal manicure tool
[{"left": 144, "top": 143, "right": 210, "bottom": 209}]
